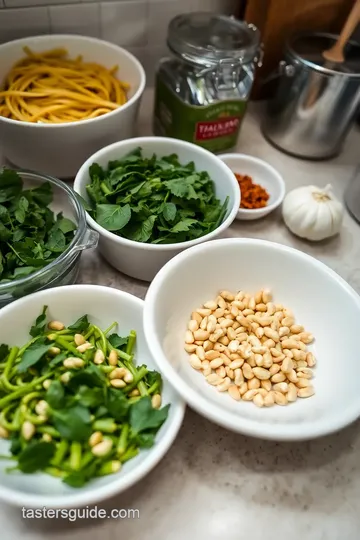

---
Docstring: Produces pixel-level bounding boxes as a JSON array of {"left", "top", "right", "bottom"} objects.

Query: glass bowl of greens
[
  {"left": 73, "top": 137, "right": 240, "bottom": 282},
  {"left": 0, "top": 168, "right": 98, "bottom": 308}
]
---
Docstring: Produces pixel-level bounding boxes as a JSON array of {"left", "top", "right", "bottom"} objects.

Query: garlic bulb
[{"left": 282, "top": 184, "right": 343, "bottom": 241}]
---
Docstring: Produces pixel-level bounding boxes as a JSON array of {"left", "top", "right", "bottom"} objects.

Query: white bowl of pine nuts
[
  {"left": 144, "top": 238, "right": 360, "bottom": 441},
  {"left": 0, "top": 284, "right": 185, "bottom": 508}
]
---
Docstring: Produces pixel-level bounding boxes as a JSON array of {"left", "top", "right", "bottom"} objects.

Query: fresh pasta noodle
[{"left": 0, "top": 46, "right": 130, "bottom": 123}]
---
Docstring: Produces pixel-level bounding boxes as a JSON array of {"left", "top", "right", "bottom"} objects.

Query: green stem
[
  {"left": 123, "top": 366, "right": 148, "bottom": 394},
  {"left": 97, "top": 460, "right": 120, "bottom": 476},
  {"left": 38, "top": 425, "right": 61, "bottom": 438},
  {"left": 99, "top": 365, "right": 115, "bottom": 374},
  {"left": 117, "top": 424, "right": 129, "bottom": 456},
  {"left": 69, "top": 441, "right": 82, "bottom": 470},
  {"left": 44, "top": 466, "right": 65, "bottom": 478},
  {"left": 103, "top": 322, "right": 117, "bottom": 336},
  {"left": 126, "top": 331, "right": 136, "bottom": 355},
  {"left": 80, "top": 450, "right": 94, "bottom": 469},
  {"left": 84, "top": 326, "right": 95, "bottom": 341},
  {"left": 17, "top": 337, "right": 40, "bottom": 358},
  {"left": 120, "top": 445, "right": 139, "bottom": 463},
  {"left": 52, "top": 439, "right": 69, "bottom": 466},
  {"left": 23, "top": 411, "right": 47, "bottom": 425},
  {"left": 100, "top": 182, "right": 112, "bottom": 196},
  {"left": 54, "top": 337, "right": 81, "bottom": 356},
  {"left": 0, "top": 374, "right": 51, "bottom": 408},
  {"left": 3, "top": 347, "right": 19, "bottom": 378},
  {"left": 93, "top": 418, "right": 118, "bottom": 433},
  {"left": 94, "top": 326, "right": 107, "bottom": 355}
]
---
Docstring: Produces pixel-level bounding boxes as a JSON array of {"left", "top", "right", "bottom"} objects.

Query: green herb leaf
[
  {"left": 14, "top": 196, "right": 29, "bottom": 224},
  {"left": 106, "top": 388, "right": 129, "bottom": 421},
  {"left": 16, "top": 342, "right": 52, "bottom": 373},
  {"left": 0, "top": 168, "right": 22, "bottom": 203},
  {"left": 96, "top": 204, "right": 131, "bottom": 231},
  {"left": 126, "top": 215, "right": 157, "bottom": 243},
  {"left": 17, "top": 441, "right": 56, "bottom": 473},
  {"left": 46, "top": 380, "right": 65, "bottom": 409},
  {"left": 68, "top": 315, "right": 89, "bottom": 333},
  {"left": 130, "top": 397, "right": 170, "bottom": 434},
  {"left": 30, "top": 305, "right": 48, "bottom": 337},
  {"left": 67, "top": 364, "right": 106, "bottom": 390},
  {"left": 76, "top": 386, "right": 104, "bottom": 408},
  {"left": 31, "top": 182, "right": 53, "bottom": 206},
  {"left": 108, "top": 334, "right": 128, "bottom": 350},
  {"left": 0, "top": 344, "right": 9, "bottom": 362},
  {"left": 46, "top": 229, "right": 66, "bottom": 252},
  {"left": 51, "top": 405, "right": 92, "bottom": 441},
  {"left": 162, "top": 202, "right": 177, "bottom": 222}
]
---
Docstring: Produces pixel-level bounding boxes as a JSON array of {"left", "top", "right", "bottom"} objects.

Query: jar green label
[{"left": 154, "top": 76, "right": 247, "bottom": 153}]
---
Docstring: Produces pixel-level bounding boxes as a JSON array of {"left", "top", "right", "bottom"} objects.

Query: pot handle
[
  {"left": 73, "top": 228, "right": 99, "bottom": 253},
  {"left": 261, "top": 60, "right": 296, "bottom": 86}
]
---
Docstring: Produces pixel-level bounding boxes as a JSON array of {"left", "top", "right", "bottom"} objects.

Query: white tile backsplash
[
  {"left": 0, "top": 0, "right": 239, "bottom": 83},
  {"left": 49, "top": 4, "right": 100, "bottom": 36},
  {"left": 0, "top": 6, "right": 49, "bottom": 43}
]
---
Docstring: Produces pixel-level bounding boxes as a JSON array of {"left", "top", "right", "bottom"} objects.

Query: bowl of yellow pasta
[{"left": 0, "top": 35, "right": 146, "bottom": 178}]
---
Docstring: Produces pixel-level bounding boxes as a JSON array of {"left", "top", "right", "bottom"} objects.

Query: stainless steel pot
[{"left": 262, "top": 32, "right": 360, "bottom": 160}]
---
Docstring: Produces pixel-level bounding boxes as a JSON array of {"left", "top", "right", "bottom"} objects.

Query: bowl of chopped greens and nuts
[
  {"left": 74, "top": 137, "right": 240, "bottom": 281},
  {"left": 0, "top": 168, "right": 98, "bottom": 308},
  {"left": 144, "top": 237, "right": 360, "bottom": 441},
  {"left": 0, "top": 284, "right": 185, "bottom": 508}
]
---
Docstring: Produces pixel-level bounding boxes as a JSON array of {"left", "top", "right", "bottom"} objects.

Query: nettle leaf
[
  {"left": 16, "top": 342, "right": 52, "bottom": 373},
  {"left": 46, "top": 380, "right": 65, "bottom": 409},
  {"left": 96, "top": 204, "right": 131, "bottom": 231},
  {"left": 0, "top": 168, "right": 22, "bottom": 203},
  {"left": 46, "top": 229, "right": 66, "bottom": 252},
  {"left": 0, "top": 222, "right": 11, "bottom": 242},
  {"left": 68, "top": 314, "right": 89, "bottom": 333},
  {"left": 162, "top": 202, "right": 177, "bottom": 222},
  {"left": 171, "top": 219, "right": 198, "bottom": 233},
  {"left": 129, "top": 396, "right": 170, "bottom": 434},
  {"left": 31, "top": 182, "right": 53, "bottom": 206},
  {"left": 17, "top": 441, "right": 56, "bottom": 473},
  {"left": 14, "top": 196, "right": 29, "bottom": 224},
  {"left": 127, "top": 215, "right": 157, "bottom": 243},
  {"left": 56, "top": 215, "right": 77, "bottom": 234},
  {"left": 108, "top": 334, "right": 128, "bottom": 349},
  {"left": 106, "top": 388, "right": 129, "bottom": 421},
  {"left": 30, "top": 305, "right": 48, "bottom": 337},
  {"left": 51, "top": 405, "right": 92, "bottom": 441}
]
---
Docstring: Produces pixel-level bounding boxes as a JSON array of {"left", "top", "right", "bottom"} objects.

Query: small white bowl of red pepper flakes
[{"left": 219, "top": 154, "right": 285, "bottom": 220}]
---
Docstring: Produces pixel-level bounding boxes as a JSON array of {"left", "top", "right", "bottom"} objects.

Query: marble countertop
[{"left": 2, "top": 90, "right": 360, "bottom": 540}]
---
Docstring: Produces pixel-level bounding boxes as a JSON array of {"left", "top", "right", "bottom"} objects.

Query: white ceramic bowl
[
  {"left": 143, "top": 238, "right": 360, "bottom": 441},
  {"left": 0, "top": 35, "right": 146, "bottom": 178},
  {"left": 0, "top": 285, "right": 185, "bottom": 508},
  {"left": 74, "top": 137, "right": 240, "bottom": 282},
  {"left": 219, "top": 153, "right": 285, "bottom": 220}
]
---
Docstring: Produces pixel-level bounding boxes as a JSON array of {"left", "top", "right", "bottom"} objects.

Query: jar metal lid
[
  {"left": 167, "top": 12, "right": 260, "bottom": 67},
  {"left": 288, "top": 32, "right": 360, "bottom": 78}
]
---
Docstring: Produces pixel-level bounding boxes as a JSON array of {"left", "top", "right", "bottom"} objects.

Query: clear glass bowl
[{"left": 0, "top": 170, "right": 98, "bottom": 308}]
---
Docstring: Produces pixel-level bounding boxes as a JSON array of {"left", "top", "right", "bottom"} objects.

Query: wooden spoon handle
[{"left": 323, "top": 0, "right": 360, "bottom": 62}]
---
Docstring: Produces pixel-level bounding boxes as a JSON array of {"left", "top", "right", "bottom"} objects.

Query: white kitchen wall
[{"left": 0, "top": 0, "right": 239, "bottom": 84}]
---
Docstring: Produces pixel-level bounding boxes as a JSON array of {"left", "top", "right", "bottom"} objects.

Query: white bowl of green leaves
[
  {"left": 0, "top": 284, "right": 185, "bottom": 508},
  {"left": 74, "top": 137, "right": 240, "bottom": 281}
]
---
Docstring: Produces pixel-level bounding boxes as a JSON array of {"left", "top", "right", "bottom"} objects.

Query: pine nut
[
  {"left": 248, "top": 335, "right": 261, "bottom": 347},
  {"left": 256, "top": 303, "right": 267, "bottom": 312},
  {"left": 287, "top": 369, "right": 298, "bottom": 383},
  {"left": 281, "top": 339, "right": 301, "bottom": 350},
  {"left": 228, "top": 385, "right": 241, "bottom": 400},
  {"left": 94, "top": 349, "right": 105, "bottom": 365},
  {"left": 235, "top": 290, "right": 245, "bottom": 301},
  {"left": 110, "top": 367, "right": 127, "bottom": 380},
  {"left": 216, "top": 296, "right": 227, "bottom": 309},
  {"left": 306, "top": 352, "right": 316, "bottom": 367},
  {"left": 129, "top": 389, "right": 140, "bottom": 397},
  {"left": 76, "top": 342, "right": 93, "bottom": 353},
  {"left": 185, "top": 330, "right": 195, "bottom": 344},
  {"left": 124, "top": 370, "right": 134, "bottom": 383},
  {"left": 48, "top": 320, "right": 65, "bottom": 331},
  {"left": 262, "top": 289, "right": 272, "bottom": 303},
  {"left": 298, "top": 332, "right": 314, "bottom": 344},
  {"left": 261, "top": 380, "right": 272, "bottom": 392},
  {"left": 200, "top": 316, "right": 208, "bottom": 330},
  {"left": 281, "top": 357, "right": 293, "bottom": 373},
  {"left": 89, "top": 431, "right": 103, "bottom": 447},
  {"left": 214, "top": 308, "right": 225, "bottom": 318},
  {"left": 0, "top": 425, "right": 9, "bottom": 439},
  {"left": 264, "top": 392, "right": 275, "bottom": 407},
  {"left": 108, "top": 349, "right": 119, "bottom": 366},
  {"left": 282, "top": 317, "right": 295, "bottom": 327},
  {"left": 228, "top": 339, "right": 240, "bottom": 353},
  {"left": 22, "top": 421, "right": 35, "bottom": 441},
  {"left": 225, "top": 367, "right": 235, "bottom": 379},
  {"left": 92, "top": 439, "right": 113, "bottom": 457},
  {"left": 254, "top": 354, "right": 263, "bottom": 367},
  {"left": 255, "top": 290, "right": 263, "bottom": 304},
  {"left": 197, "top": 308, "right": 212, "bottom": 317},
  {"left": 264, "top": 328, "right": 279, "bottom": 342},
  {"left": 191, "top": 312, "right": 203, "bottom": 324},
  {"left": 242, "top": 389, "right": 258, "bottom": 401},
  {"left": 195, "top": 346, "right": 205, "bottom": 361},
  {"left": 251, "top": 346, "right": 267, "bottom": 355},
  {"left": 266, "top": 302, "right": 276, "bottom": 316},
  {"left": 283, "top": 348, "right": 293, "bottom": 358},
  {"left": 49, "top": 346, "right": 61, "bottom": 356},
  {"left": 274, "top": 392, "right": 288, "bottom": 405},
  {"left": 297, "top": 368, "right": 313, "bottom": 379},
  {"left": 63, "top": 357, "right": 84, "bottom": 369},
  {"left": 228, "top": 359, "right": 243, "bottom": 370},
  {"left": 233, "top": 321, "right": 241, "bottom": 330},
  {"left": 243, "top": 309, "right": 254, "bottom": 317},
  {"left": 184, "top": 343, "right": 197, "bottom": 353},
  {"left": 206, "top": 374, "right": 223, "bottom": 386},
  {"left": 273, "top": 382, "right": 288, "bottom": 393},
  {"left": 204, "top": 340, "right": 214, "bottom": 351},
  {"left": 248, "top": 378, "right": 260, "bottom": 390},
  {"left": 252, "top": 367, "right": 271, "bottom": 380},
  {"left": 207, "top": 358, "right": 221, "bottom": 370},
  {"left": 242, "top": 363, "right": 254, "bottom": 379},
  {"left": 220, "top": 290, "right": 235, "bottom": 302},
  {"left": 234, "top": 368, "right": 244, "bottom": 386},
  {"left": 152, "top": 394, "right": 162, "bottom": 409},
  {"left": 219, "top": 336, "right": 230, "bottom": 346},
  {"left": 188, "top": 319, "right": 199, "bottom": 332},
  {"left": 43, "top": 379, "right": 52, "bottom": 390},
  {"left": 296, "top": 361, "right": 308, "bottom": 369},
  {"left": 297, "top": 386, "right": 315, "bottom": 398},
  {"left": 269, "top": 364, "right": 280, "bottom": 375},
  {"left": 290, "top": 324, "right": 303, "bottom": 334},
  {"left": 253, "top": 393, "right": 264, "bottom": 407},
  {"left": 221, "top": 353, "right": 231, "bottom": 366},
  {"left": 214, "top": 342, "right": 226, "bottom": 352},
  {"left": 227, "top": 327, "right": 236, "bottom": 340},
  {"left": 296, "top": 378, "right": 311, "bottom": 388},
  {"left": 73, "top": 333, "right": 85, "bottom": 346},
  {"left": 217, "top": 377, "right": 231, "bottom": 392},
  {"left": 239, "top": 344, "right": 252, "bottom": 359},
  {"left": 236, "top": 331, "right": 248, "bottom": 341},
  {"left": 274, "top": 311, "right": 284, "bottom": 322},
  {"left": 204, "top": 350, "right": 219, "bottom": 361},
  {"left": 216, "top": 366, "right": 226, "bottom": 378},
  {"left": 203, "top": 367, "right": 212, "bottom": 376},
  {"left": 239, "top": 382, "right": 248, "bottom": 395},
  {"left": 279, "top": 326, "right": 290, "bottom": 338},
  {"left": 271, "top": 319, "right": 280, "bottom": 332},
  {"left": 287, "top": 385, "right": 298, "bottom": 402},
  {"left": 60, "top": 372, "right": 71, "bottom": 384},
  {"left": 257, "top": 317, "right": 272, "bottom": 327},
  {"left": 204, "top": 300, "right": 217, "bottom": 310},
  {"left": 271, "top": 372, "right": 286, "bottom": 383},
  {"left": 35, "top": 400, "right": 48, "bottom": 417},
  {"left": 262, "top": 351, "right": 273, "bottom": 369},
  {"left": 110, "top": 379, "right": 126, "bottom": 388},
  {"left": 189, "top": 354, "right": 202, "bottom": 370},
  {"left": 255, "top": 327, "right": 265, "bottom": 339},
  {"left": 263, "top": 339, "right": 275, "bottom": 349},
  {"left": 194, "top": 329, "right": 210, "bottom": 341}
]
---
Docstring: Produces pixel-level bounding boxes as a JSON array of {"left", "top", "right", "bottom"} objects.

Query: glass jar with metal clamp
[{"left": 153, "top": 12, "right": 261, "bottom": 153}]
